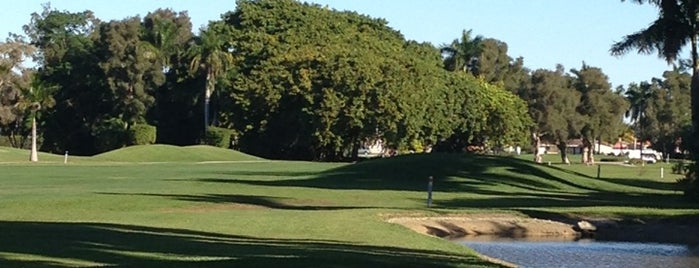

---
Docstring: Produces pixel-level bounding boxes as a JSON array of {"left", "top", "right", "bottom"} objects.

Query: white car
[{"left": 641, "top": 154, "right": 657, "bottom": 164}]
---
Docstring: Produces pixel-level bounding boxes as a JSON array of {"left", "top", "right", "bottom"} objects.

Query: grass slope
[
  {"left": 93, "top": 144, "right": 263, "bottom": 162},
  {"left": 0, "top": 152, "right": 697, "bottom": 267},
  {"left": 0, "top": 146, "right": 84, "bottom": 163},
  {"left": 1, "top": 145, "right": 262, "bottom": 163}
]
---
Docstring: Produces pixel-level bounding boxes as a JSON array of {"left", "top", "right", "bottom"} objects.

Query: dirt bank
[
  {"left": 387, "top": 213, "right": 699, "bottom": 244},
  {"left": 387, "top": 214, "right": 579, "bottom": 239}
]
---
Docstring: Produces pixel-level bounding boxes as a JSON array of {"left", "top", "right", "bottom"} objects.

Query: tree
[
  {"left": 571, "top": 63, "right": 623, "bottom": 164},
  {"left": 187, "top": 22, "right": 234, "bottom": 133},
  {"left": 95, "top": 16, "right": 163, "bottom": 128},
  {"left": 625, "top": 81, "right": 655, "bottom": 160},
  {"left": 143, "top": 10, "right": 199, "bottom": 146},
  {"left": 520, "top": 65, "right": 580, "bottom": 164},
  {"left": 610, "top": 0, "right": 699, "bottom": 197},
  {"left": 24, "top": 5, "right": 104, "bottom": 155},
  {"left": 221, "top": 0, "right": 532, "bottom": 160},
  {"left": 17, "top": 76, "right": 56, "bottom": 161},
  {"left": 0, "top": 34, "right": 35, "bottom": 146},
  {"left": 476, "top": 38, "right": 513, "bottom": 84},
  {"left": 440, "top": 30, "right": 483, "bottom": 73},
  {"left": 651, "top": 70, "right": 692, "bottom": 158},
  {"left": 625, "top": 71, "right": 692, "bottom": 159}
]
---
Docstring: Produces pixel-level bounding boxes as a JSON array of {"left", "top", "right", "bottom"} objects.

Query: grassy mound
[
  {"left": 0, "top": 147, "right": 80, "bottom": 163},
  {"left": 92, "top": 144, "right": 263, "bottom": 162}
]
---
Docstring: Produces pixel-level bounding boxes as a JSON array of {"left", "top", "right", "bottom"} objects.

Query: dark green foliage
[
  {"left": 679, "top": 169, "right": 699, "bottom": 201},
  {"left": 222, "top": 0, "right": 532, "bottom": 160},
  {"left": 92, "top": 118, "right": 129, "bottom": 152},
  {"left": 128, "top": 124, "right": 156, "bottom": 145},
  {"left": 672, "top": 160, "right": 692, "bottom": 174},
  {"left": 202, "top": 126, "right": 231, "bottom": 148}
]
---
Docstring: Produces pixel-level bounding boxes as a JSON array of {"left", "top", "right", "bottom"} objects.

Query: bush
[
  {"left": 679, "top": 166, "right": 699, "bottom": 201},
  {"left": 202, "top": 127, "right": 231, "bottom": 148},
  {"left": 92, "top": 118, "right": 129, "bottom": 152},
  {"left": 128, "top": 124, "right": 156, "bottom": 145},
  {"left": 672, "top": 160, "right": 691, "bottom": 175}
]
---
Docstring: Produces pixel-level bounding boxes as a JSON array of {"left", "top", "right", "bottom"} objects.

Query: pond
[{"left": 455, "top": 237, "right": 699, "bottom": 268}]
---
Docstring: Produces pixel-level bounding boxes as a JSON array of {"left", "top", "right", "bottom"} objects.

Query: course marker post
[
  {"left": 661, "top": 167, "right": 664, "bottom": 179},
  {"left": 64, "top": 151, "right": 68, "bottom": 164}
]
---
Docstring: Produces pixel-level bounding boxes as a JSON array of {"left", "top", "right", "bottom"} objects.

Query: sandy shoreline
[
  {"left": 388, "top": 213, "right": 699, "bottom": 267},
  {"left": 387, "top": 214, "right": 579, "bottom": 239},
  {"left": 388, "top": 213, "right": 699, "bottom": 243}
]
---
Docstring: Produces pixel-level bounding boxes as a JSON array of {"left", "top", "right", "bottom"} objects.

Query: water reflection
[{"left": 456, "top": 237, "right": 699, "bottom": 268}]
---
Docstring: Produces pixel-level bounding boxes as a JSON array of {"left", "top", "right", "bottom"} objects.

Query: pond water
[{"left": 456, "top": 237, "right": 699, "bottom": 268}]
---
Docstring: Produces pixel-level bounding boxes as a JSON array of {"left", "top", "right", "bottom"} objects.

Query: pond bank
[
  {"left": 388, "top": 213, "right": 699, "bottom": 244},
  {"left": 389, "top": 213, "right": 699, "bottom": 267}
]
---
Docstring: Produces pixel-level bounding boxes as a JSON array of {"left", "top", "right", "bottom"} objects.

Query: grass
[{"left": 1, "top": 146, "right": 698, "bottom": 267}]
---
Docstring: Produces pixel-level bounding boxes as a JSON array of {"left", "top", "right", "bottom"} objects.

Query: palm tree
[
  {"left": 440, "top": 29, "right": 483, "bottom": 74},
  {"left": 17, "top": 76, "right": 56, "bottom": 162},
  {"left": 188, "top": 23, "right": 234, "bottom": 132},
  {"left": 625, "top": 82, "right": 655, "bottom": 162},
  {"left": 611, "top": 0, "right": 699, "bottom": 197},
  {"left": 611, "top": 0, "right": 699, "bottom": 153}
]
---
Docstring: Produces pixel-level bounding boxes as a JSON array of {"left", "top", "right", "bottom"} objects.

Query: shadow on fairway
[
  {"left": 200, "top": 153, "right": 579, "bottom": 193},
  {"left": 192, "top": 153, "right": 698, "bottom": 211},
  {"left": 599, "top": 177, "right": 680, "bottom": 192},
  {"left": 97, "top": 192, "right": 375, "bottom": 211},
  {"left": 0, "top": 221, "right": 492, "bottom": 268}
]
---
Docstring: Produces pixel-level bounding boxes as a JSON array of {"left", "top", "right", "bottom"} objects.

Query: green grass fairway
[{"left": 1, "top": 146, "right": 697, "bottom": 267}]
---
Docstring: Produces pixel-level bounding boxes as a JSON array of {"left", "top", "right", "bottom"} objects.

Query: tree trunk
[
  {"left": 532, "top": 132, "right": 542, "bottom": 163},
  {"left": 204, "top": 71, "right": 213, "bottom": 133},
  {"left": 30, "top": 116, "right": 38, "bottom": 162},
  {"left": 692, "top": 69, "right": 699, "bottom": 163},
  {"left": 582, "top": 137, "right": 594, "bottom": 165},
  {"left": 557, "top": 141, "right": 570, "bottom": 164}
]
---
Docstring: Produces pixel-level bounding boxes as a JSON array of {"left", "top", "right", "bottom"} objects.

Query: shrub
[
  {"left": 128, "top": 124, "right": 157, "bottom": 145},
  {"left": 671, "top": 160, "right": 691, "bottom": 175},
  {"left": 92, "top": 118, "right": 129, "bottom": 152},
  {"left": 202, "top": 127, "right": 231, "bottom": 148},
  {"left": 679, "top": 166, "right": 699, "bottom": 201}
]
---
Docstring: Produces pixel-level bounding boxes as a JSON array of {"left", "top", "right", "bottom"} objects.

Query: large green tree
[
  {"left": 223, "top": 0, "right": 531, "bottom": 160},
  {"left": 611, "top": 0, "right": 699, "bottom": 197},
  {"left": 626, "top": 71, "right": 692, "bottom": 158},
  {"left": 141, "top": 9, "right": 199, "bottom": 145},
  {"left": 23, "top": 6, "right": 105, "bottom": 155},
  {"left": 0, "top": 34, "right": 35, "bottom": 148},
  {"left": 520, "top": 65, "right": 581, "bottom": 164},
  {"left": 571, "top": 63, "right": 625, "bottom": 164}
]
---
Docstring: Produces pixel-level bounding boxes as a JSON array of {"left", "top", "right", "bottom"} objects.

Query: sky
[{"left": 0, "top": 0, "right": 675, "bottom": 88}]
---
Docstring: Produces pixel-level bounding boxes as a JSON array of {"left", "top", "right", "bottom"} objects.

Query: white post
[
  {"left": 64, "top": 151, "right": 68, "bottom": 164},
  {"left": 660, "top": 167, "right": 664, "bottom": 179}
]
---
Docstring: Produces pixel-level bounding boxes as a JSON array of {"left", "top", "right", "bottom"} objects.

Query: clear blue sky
[{"left": 1, "top": 0, "right": 674, "bottom": 88}]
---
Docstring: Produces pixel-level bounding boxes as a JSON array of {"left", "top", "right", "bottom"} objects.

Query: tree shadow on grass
[
  {"left": 184, "top": 153, "right": 693, "bottom": 210},
  {"left": 600, "top": 177, "right": 680, "bottom": 192},
  {"left": 214, "top": 170, "right": 323, "bottom": 177},
  {"left": 198, "top": 154, "right": 592, "bottom": 194},
  {"left": 97, "top": 192, "right": 375, "bottom": 211},
  {"left": 0, "top": 221, "right": 494, "bottom": 268}
]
